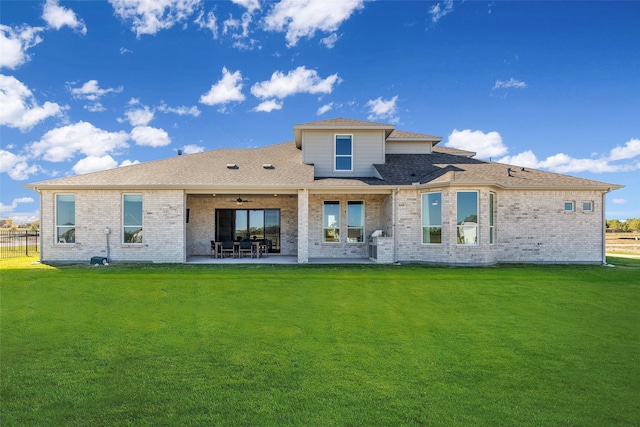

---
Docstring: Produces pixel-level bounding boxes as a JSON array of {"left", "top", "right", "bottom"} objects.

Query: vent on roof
[
  {"left": 262, "top": 163, "right": 274, "bottom": 169},
  {"left": 226, "top": 163, "right": 238, "bottom": 169}
]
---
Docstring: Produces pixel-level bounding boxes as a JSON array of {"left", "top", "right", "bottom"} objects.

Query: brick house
[{"left": 26, "top": 118, "right": 622, "bottom": 265}]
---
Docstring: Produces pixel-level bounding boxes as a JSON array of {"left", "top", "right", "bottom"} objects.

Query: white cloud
[
  {"left": 69, "top": 80, "right": 123, "bottom": 101},
  {"left": 120, "top": 159, "right": 140, "bottom": 167},
  {"left": 194, "top": 10, "right": 218, "bottom": 38},
  {"left": 366, "top": 95, "right": 399, "bottom": 123},
  {"left": 493, "top": 78, "right": 527, "bottom": 90},
  {"left": 120, "top": 47, "right": 133, "bottom": 54},
  {"left": 130, "top": 125, "right": 171, "bottom": 147},
  {"left": 72, "top": 155, "right": 118, "bottom": 175},
  {"left": 84, "top": 102, "right": 106, "bottom": 113},
  {"left": 108, "top": 0, "right": 201, "bottom": 37},
  {"left": 317, "top": 103, "right": 333, "bottom": 115},
  {"left": 0, "top": 74, "right": 67, "bottom": 131},
  {"left": 232, "top": 0, "right": 261, "bottom": 13},
  {"left": 263, "top": 0, "right": 364, "bottom": 47},
  {"left": 429, "top": 0, "right": 454, "bottom": 23},
  {"left": 29, "top": 121, "right": 129, "bottom": 162},
  {"left": 42, "top": 0, "right": 87, "bottom": 34},
  {"left": 200, "top": 67, "right": 246, "bottom": 107},
  {"left": 612, "top": 198, "right": 626, "bottom": 204},
  {"left": 182, "top": 144, "right": 205, "bottom": 154},
  {"left": 253, "top": 99, "right": 283, "bottom": 112},
  {"left": 0, "top": 150, "right": 41, "bottom": 181},
  {"left": 0, "top": 197, "right": 34, "bottom": 214},
  {"left": 157, "top": 103, "right": 201, "bottom": 117},
  {"left": 498, "top": 148, "right": 640, "bottom": 174},
  {"left": 251, "top": 66, "right": 341, "bottom": 101},
  {"left": 124, "top": 106, "right": 154, "bottom": 126},
  {"left": 609, "top": 138, "right": 640, "bottom": 161},
  {"left": 0, "top": 24, "right": 45, "bottom": 70},
  {"left": 320, "top": 33, "right": 339, "bottom": 48},
  {"left": 445, "top": 129, "right": 507, "bottom": 159}
]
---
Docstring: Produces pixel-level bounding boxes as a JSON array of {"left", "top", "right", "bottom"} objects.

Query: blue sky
[{"left": 1, "top": 0, "right": 639, "bottom": 224}]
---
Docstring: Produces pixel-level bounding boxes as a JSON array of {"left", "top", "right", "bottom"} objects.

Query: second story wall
[{"left": 302, "top": 129, "right": 385, "bottom": 177}]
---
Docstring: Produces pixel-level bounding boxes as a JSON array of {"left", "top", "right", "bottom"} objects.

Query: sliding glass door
[{"left": 215, "top": 209, "right": 280, "bottom": 253}]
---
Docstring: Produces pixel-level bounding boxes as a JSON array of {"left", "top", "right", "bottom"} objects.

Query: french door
[{"left": 215, "top": 209, "right": 280, "bottom": 253}]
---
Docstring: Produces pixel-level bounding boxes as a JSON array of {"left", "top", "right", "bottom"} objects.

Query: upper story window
[
  {"left": 123, "top": 194, "right": 143, "bottom": 244},
  {"left": 323, "top": 201, "right": 340, "bottom": 242},
  {"left": 335, "top": 134, "right": 353, "bottom": 171},
  {"left": 457, "top": 191, "right": 478, "bottom": 245},
  {"left": 422, "top": 192, "right": 442, "bottom": 244},
  {"left": 56, "top": 194, "right": 75, "bottom": 244},
  {"left": 582, "top": 201, "right": 593, "bottom": 212},
  {"left": 347, "top": 201, "right": 364, "bottom": 243}
]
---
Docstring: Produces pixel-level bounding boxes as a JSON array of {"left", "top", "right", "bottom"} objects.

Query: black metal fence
[{"left": 0, "top": 230, "right": 39, "bottom": 259}]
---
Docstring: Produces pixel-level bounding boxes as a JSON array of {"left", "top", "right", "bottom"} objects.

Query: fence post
[{"left": 25, "top": 230, "right": 29, "bottom": 256}]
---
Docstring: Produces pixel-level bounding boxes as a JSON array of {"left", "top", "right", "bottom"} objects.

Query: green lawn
[{"left": 1, "top": 257, "right": 639, "bottom": 426}]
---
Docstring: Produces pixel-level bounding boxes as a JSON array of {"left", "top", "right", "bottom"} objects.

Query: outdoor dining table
[{"left": 214, "top": 241, "right": 264, "bottom": 258}]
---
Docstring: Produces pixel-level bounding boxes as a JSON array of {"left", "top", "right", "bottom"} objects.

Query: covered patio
[{"left": 186, "top": 255, "right": 374, "bottom": 264}]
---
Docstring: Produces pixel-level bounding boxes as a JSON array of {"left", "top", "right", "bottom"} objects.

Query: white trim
[
  {"left": 122, "top": 193, "right": 143, "bottom": 245},
  {"left": 456, "top": 191, "right": 479, "bottom": 246},
  {"left": 421, "top": 191, "right": 442, "bottom": 245},
  {"left": 54, "top": 193, "right": 76, "bottom": 246},
  {"left": 334, "top": 134, "right": 353, "bottom": 172},
  {"left": 347, "top": 200, "right": 365, "bottom": 243}
]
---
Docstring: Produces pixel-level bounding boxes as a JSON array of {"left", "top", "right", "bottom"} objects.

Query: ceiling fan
[{"left": 227, "top": 196, "right": 253, "bottom": 205}]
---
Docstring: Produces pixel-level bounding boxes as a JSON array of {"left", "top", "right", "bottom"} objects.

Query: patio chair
[
  {"left": 210, "top": 240, "right": 216, "bottom": 258},
  {"left": 238, "top": 240, "right": 254, "bottom": 258},
  {"left": 221, "top": 241, "right": 235, "bottom": 258}
]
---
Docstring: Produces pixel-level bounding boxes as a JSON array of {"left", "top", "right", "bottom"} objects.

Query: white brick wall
[
  {"left": 307, "top": 194, "right": 391, "bottom": 258},
  {"left": 394, "top": 187, "right": 605, "bottom": 264},
  {"left": 40, "top": 189, "right": 185, "bottom": 263},
  {"left": 39, "top": 187, "right": 606, "bottom": 265}
]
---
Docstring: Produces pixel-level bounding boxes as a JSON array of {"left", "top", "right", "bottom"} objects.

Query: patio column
[{"left": 297, "top": 189, "right": 309, "bottom": 263}]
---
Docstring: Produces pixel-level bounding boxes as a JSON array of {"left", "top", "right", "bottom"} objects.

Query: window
[
  {"left": 564, "top": 201, "right": 575, "bottom": 212},
  {"left": 582, "top": 201, "right": 593, "bottom": 212},
  {"left": 457, "top": 191, "right": 478, "bottom": 245},
  {"left": 335, "top": 135, "right": 352, "bottom": 171},
  {"left": 422, "top": 192, "right": 442, "bottom": 244},
  {"left": 489, "top": 192, "right": 496, "bottom": 245},
  {"left": 56, "top": 194, "right": 75, "bottom": 244},
  {"left": 123, "top": 194, "right": 143, "bottom": 244},
  {"left": 323, "top": 201, "right": 340, "bottom": 242},
  {"left": 347, "top": 201, "right": 364, "bottom": 243}
]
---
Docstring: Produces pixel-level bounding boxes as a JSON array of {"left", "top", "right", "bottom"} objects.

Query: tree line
[{"left": 606, "top": 218, "right": 640, "bottom": 232}]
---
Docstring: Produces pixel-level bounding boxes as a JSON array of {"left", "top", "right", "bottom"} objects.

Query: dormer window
[{"left": 335, "top": 134, "right": 353, "bottom": 171}]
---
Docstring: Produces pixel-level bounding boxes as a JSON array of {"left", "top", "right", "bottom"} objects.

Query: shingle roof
[
  {"left": 313, "top": 152, "right": 622, "bottom": 190},
  {"left": 432, "top": 145, "right": 476, "bottom": 157},
  {"left": 27, "top": 141, "right": 315, "bottom": 190},
  {"left": 26, "top": 134, "right": 621, "bottom": 192},
  {"left": 387, "top": 130, "right": 441, "bottom": 141}
]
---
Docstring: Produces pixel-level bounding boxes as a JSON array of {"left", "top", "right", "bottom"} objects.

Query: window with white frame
[
  {"left": 56, "top": 194, "right": 75, "bottom": 244},
  {"left": 564, "top": 201, "right": 575, "bottom": 212},
  {"left": 582, "top": 201, "right": 593, "bottom": 212},
  {"left": 347, "top": 201, "right": 364, "bottom": 242},
  {"left": 489, "top": 192, "right": 496, "bottom": 245},
  {"left": 123, "top": 194, "right": 143, "bottom": 244},
  {"left": 335, "top": 134, "right": 353, "bottom": 171},
  {"left": 323, "top": 201, "right": 340, "bottom": 242},
  {"left": 457, "top": 191, "right": 478, "bottom": 245},
  {"left": 422, "top": 192, "right": 442, "bottom": 244}
]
